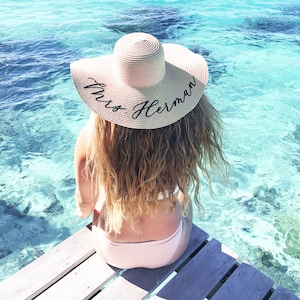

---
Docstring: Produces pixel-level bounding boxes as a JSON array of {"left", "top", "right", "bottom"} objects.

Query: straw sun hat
[{"left": 70, "top": 32, "right": 208, "bottom": 129}]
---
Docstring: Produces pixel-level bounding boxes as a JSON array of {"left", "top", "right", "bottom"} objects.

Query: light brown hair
[{"left": 86, "top": 94, "right": 228, "bottom": 234}]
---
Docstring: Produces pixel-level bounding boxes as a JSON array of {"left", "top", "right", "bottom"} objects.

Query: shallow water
[{"left": 0, "top": 0, "right": 299, "bottom": 296}]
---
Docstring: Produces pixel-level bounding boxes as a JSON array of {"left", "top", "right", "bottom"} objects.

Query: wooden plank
[
  {"left": 36, "top": 253, "right": 120, "bottom": 300},
  {"left": 211, "top": 262, "right": 274, "bottom": 300},
  {"left": 92, "top": 276, "right": 150, "bottom": 300},
  {"left": 269, "top": 286, "right": 300, "bottom": 300},
  {"left": 0, "top": 225, "right": 95, "bottom": 300},
  {"left": 93, "top": 224, "right": 209, "bottom": 299},
  {"left": 155, "top": 238, "right": 238, "bottom": 300}
]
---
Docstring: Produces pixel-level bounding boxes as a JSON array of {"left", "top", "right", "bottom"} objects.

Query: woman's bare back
[{"left": 93, "top": 192, "right": 184, "bottom": 243}]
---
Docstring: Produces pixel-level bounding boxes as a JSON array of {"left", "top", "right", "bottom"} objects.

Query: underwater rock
[
  {"left": 22, "top": 202, "right": 31, "bottom": 215},
  {"left": 242, "top": 227, "right": 251, "bottom": 233},
  {"left": 0, "top": 207, "right": 72, "bottom": 282},
  {"left": 235, "top": 185, "right": 282, "bottom": 214},
  {"left": 0, "top": 38, "right": 77, "bottom": 111},
  {"left": 261, "top": 206, "right": 271, "bottom": 216},
  {"left": 242, "top": 17, "right": 298, "bottom": 34},
  {"left": 286, "top": 125, "right": 300, "bottom": 172},
  {"left": 259, "top": 249, "right": 288, "bottom": 273},
  {"left": 0, "top": 198, "right": 70, "bottom": 264},
  {"left": 253, "top": 185, "right": 281, "bottom": 210},
  {"left": 243, "top": 197, "right": 258, "bottom": 212},
  {"left": 281, "top": 5, "right": 300, "bottom": 17},
  {"left": 1, "top": 200, "right": 27, "bottom": 219},
  {"left": 261, "top": 251, "right": 274, "bottom": 268},
  {"left": 188, "top": 45, "right": 227, "bottom": 82},
  {"left": 293, "top": 125, "right": 300, "bottom": 142},
  {"left": 189, "top": 45, "right": 210, "bottom": 56},
  {"left": 62, "top": 177, "right": 76, "bottom": 187},
  {"left": 0, "top": 248, "right": 13, "bottom": 260},
  {"left": 18, "top": 247, "right": 45, "bottom": 269},
  {"left": 104, "top": 6, "right": 194, "bottom": 40},
  {"left": 55, "top": 177, "right": 76, "bottom": 200},
  {"left": 292, "top": 157, "right": 300, "bottom": 173},
  {"left": 44, "top": 198, "right": 64, "bottom": 214},
  {"left": 235, "top": 196, "right": 258, "bottom": 213},
  {"left": 285, "top": 229, "right": 300, "bottom": 259},
  {"left": 287, "top": 125, "right": 300, "bottom": 172},
  {"left": 274, "top": 214, "right": 300, "bottom": 259}
]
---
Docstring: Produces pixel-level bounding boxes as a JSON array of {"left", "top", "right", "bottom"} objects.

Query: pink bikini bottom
[{"left": 92, "top": 218, "right": 190, "bottom": 269}]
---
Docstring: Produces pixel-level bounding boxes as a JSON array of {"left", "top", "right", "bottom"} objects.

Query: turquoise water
[{"left": 1, "top": 0, "right": 299, "bottom": 296}]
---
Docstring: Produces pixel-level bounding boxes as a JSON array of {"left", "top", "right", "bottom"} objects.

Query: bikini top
[
  {"left": 96, "top": 186, "right": 180, "bottom": 208},
  {"left": 157, "top": 185, "right": 180, "bottom": 200}
]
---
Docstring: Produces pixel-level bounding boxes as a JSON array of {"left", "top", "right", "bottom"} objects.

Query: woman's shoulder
[{"left": 74, "top": 124, "right": 92, "bottom": 159}]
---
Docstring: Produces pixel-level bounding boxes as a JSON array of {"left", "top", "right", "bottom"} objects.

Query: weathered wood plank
[
  {"left": 93, "top": 224, "right": 209, "bottom": 299},
  {"left": 2, "top": 221, "right": 299, "bottom": 300},
  {"left": 269, "top": 286, "right": 300, "bottom": 300},
  {"left": 36, "top": 253, "right": 119, "bottom": 300},
  {"left": 0, "top": 225, "right": 95, "bottom": 300},
  {"left": 155, "top": 238, "right": 238, "bottom": 300},
  {"left": 92, "top": 275, "right": 150, "bottom": 300},
  {"left": 211, "top": 262, "right": 274, "bottom": 300}
]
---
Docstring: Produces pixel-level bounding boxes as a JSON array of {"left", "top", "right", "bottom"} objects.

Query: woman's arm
[{"left": 74, "top": 125, "right": 98, "bottom": 218}]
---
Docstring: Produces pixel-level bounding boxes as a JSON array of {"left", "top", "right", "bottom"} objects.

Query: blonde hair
[{"left": 86, "top": 94, "right": 228, "bottom": 234}]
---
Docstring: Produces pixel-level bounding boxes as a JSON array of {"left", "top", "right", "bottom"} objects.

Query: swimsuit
[
  {"left": 91, "top": 188, "right": 192, "bottom": 269},
  {"left": 92, "top": 203, "right": 192, "bottom": 269},
  {"left": 92, "top": 220, "right": 186, "bottom": 269}
]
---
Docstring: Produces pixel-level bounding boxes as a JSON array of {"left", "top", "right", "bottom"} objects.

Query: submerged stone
[
  {"left": 293, "top": 125, "right": 300, "bottom": 142},
  {"left": 188, "top": 45, "right": 227, "bottom": 82},
  {"left": 281, "top": 5, "right": 300, "bottom": 17},
  {"left": 253, "top": 185, "right": 281, "bottom": 210},
  {"left": 104, "top": 6, "right": 195, "bottom": 40},
  {"left": 258, "top": 248, "right": 288, "bottom": 273},
  {"left": 44, "top": 198, "right": 64, "bottom": 214},
  {"left": 242, "top": 17, "right": 298, "bottom": 34},
  {"left": 0, "top": 248, "right": 13, "bottom": 260},
  {"left": 0, "top": 38, "right": 77, "bottom": 112},
  {"left": 285, "top": 229, "right": 300, "bottom": 259},
  {"left": 1, "top": 200, "right": 26, "bottom": 219},
  {"left": 274, "top": 213, "right": 300, "bottom": 259},
  {"left": 261, "top": 251, "right": 274, "bottom": 267}
]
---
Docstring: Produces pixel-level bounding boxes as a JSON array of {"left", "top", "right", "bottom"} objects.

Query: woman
[{"left": 71, "top": 32, "right": 228, "bottom": 269}]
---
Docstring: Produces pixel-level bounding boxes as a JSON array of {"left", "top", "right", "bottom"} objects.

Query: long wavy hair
[{"left": 85, "top": 94, "right": 228, "bottom": 234}]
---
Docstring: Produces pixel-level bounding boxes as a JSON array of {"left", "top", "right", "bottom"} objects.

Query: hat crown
[{"left": 113, "top": 32, "right": 165, "bottom": 88}]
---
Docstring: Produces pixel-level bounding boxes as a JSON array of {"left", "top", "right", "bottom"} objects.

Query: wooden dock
[{"left": 0, "top": 224, "right": 299, "bottom": 300}]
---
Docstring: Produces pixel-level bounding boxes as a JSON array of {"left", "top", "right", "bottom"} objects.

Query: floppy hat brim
[{"left": 70, "top": 43, "right": 208, "bottom": 129}]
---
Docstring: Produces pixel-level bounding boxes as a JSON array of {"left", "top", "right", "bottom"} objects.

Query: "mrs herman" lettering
[
  {"left": 132, "top": 77, "right": 197, "bottom": 119},
  {"left": 83, "top": 76, "right": 197, "bottom": 120}
]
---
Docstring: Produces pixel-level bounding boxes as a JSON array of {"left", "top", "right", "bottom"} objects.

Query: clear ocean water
[{"left": 0, "top": 0, "right": 299, "bottom": 296}]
